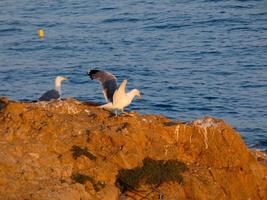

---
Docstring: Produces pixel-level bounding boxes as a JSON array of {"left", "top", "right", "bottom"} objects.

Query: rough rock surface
[{"left": 0, "top": 98, "right": 266, "bottom": 200}]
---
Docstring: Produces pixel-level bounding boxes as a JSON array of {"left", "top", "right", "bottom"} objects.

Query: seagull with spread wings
[{"left": 88, "top": 70, "right": 141, "bottom": 115}]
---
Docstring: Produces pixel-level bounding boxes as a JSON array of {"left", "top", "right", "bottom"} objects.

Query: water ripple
[{"left": 0, "top": 0, "right": 266, "bottom": 151}]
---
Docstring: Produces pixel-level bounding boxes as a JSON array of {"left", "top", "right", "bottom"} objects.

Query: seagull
[
  {"left": 100, "top": 79, "right": 141, "bottom": 116},
  {"left": 38, "top": 76, "right": 69, "bottom": 101},
  {"left": 88, "top": 69, "right": 117, "bottom": 102},
  {"left": 88, "top": 69, "right": 141, "bottom": 116}
]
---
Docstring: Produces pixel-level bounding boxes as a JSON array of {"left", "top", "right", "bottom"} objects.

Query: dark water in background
[{"left": 0, "top": 0, "right": 266, "bottom": 151}]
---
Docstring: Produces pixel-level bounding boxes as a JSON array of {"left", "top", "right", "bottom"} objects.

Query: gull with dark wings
[{"left": 39, "top": 76, "right": 69, "bottom": 101}]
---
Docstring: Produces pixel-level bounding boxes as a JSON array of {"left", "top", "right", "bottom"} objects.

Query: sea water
[{"left": 0, "top": 0, "right": 266, "bottom": 151}]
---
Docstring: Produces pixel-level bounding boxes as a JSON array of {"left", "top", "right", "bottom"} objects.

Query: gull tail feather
[{"left": 99, "top": 102, "right": 114, "bottom": 111}]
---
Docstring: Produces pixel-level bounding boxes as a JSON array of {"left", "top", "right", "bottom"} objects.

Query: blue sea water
[{"left": 0, "top": 0, "right": 266, "bottom": 151}]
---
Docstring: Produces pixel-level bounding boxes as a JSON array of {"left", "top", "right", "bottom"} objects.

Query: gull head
[
  {"left": 55, "top": 76, "right": 69, "bottom": 88},
  {"left": 132, "top": 89, "right": 142, "bottom": 99},
  {"left": 87, "top": 69, "right": 101, "bottom": 80},
  {"left": 55, "top": 76, "right": 69, "bottom": 83}
]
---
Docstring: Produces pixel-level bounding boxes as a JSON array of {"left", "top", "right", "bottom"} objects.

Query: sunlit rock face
[{"left": 0, "top": 98, "right": 266, "bottom": 200}]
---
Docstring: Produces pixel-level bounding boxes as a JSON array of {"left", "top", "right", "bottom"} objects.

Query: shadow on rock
[{"left": 116, "top": 157, "right": 187, "bottom": 193}]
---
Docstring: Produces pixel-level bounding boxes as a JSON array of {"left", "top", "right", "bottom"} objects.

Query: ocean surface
[{"left": 0, "top": 0, "right": 266, "bottom": 152}]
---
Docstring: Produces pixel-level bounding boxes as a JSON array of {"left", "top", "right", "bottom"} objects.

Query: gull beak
[
  {"left": 64, "top": 77, "right": 70, "bottom": 81},
  {"left": 137, "top": 94, "right": 142, "bottom": 99}
]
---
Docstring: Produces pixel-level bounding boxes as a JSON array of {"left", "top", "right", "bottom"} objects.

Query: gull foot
[{"left": 122, "top": 112, "right": 135, "bottom": 117}]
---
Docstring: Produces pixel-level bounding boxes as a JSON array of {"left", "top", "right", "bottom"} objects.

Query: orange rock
[{"left": 0, "top": 98, "right": 266, "bottom": 199}]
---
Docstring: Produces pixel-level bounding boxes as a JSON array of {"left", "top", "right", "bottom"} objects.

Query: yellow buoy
[{"left": 38, "top": 29, "right": 44, "bottom": 38}]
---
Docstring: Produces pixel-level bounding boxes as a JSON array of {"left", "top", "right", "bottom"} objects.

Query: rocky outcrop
[{"left": 0, "top": 98, "right": 266, "bottom": 200}]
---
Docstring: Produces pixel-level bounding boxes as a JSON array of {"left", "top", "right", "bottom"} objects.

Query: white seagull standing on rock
[
  {"left": 100, "top": 79, "right": 141, "bottom": 115},
  {"left": 39, "top": 76, "right": 69, "bottom": 101},
  {"left": 88, "top": 70, "right": 141, "bottom": 116}
]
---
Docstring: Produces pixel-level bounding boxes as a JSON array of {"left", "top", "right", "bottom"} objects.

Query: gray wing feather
[
  {"left": 90, "top": 70, "right": 117, "bottom": 102},
  {"left": 39, "top": 90, "right": 60, "bottom": 101},
  {"left": 102, "top": 79, "right": 117, "bottom": 102}
]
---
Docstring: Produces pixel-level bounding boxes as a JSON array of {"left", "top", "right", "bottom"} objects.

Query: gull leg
[
  {"left": 122, "top": 109, "right": 128, "bottom": 115},
  {"left": 112, "top": 109, "right": 134, "bottom": 117},
  {"left": 112, "top": 109, "right": 122, "bottom": 117},
  {"left": 121, "top": 109, "right": 128, "bottom": 115},
  {"left": 114, "top": 109, "right": 118, "bottom": 117},
  {"left": 118, "top": 109, "right": 123, "bottom": 116}
]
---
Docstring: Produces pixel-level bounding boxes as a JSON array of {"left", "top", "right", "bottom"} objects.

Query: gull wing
[
  {"left": 102, "top": 79, "right": 117, "bottom": 102},
  {"left": 113, "top": 79, "right": 127, "bottom": 105},
  {"left": 39, "top": 89, "right": 60, "bottom": 101},
  {"left": 102, "top": 89, "right": 109, "bottom": 102},
  {"left": 88, "top": 70, "right": 117, "bottom": 102}
]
